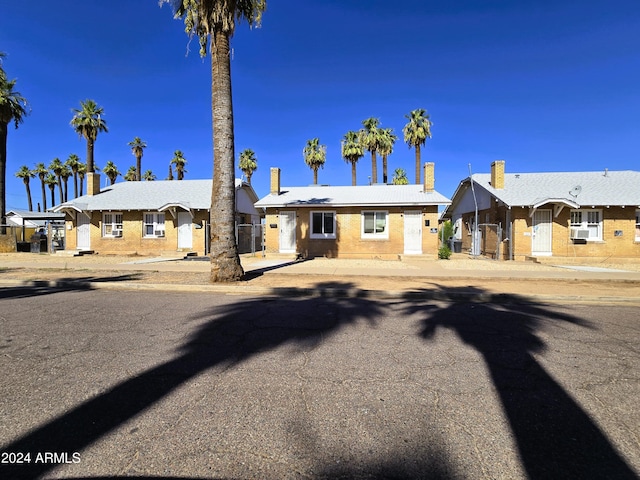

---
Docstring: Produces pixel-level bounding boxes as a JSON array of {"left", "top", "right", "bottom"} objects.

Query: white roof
[
  {"left": 469, "top": 170, "right": 640, "bottom": 207},
  {"left": 53, "top": 179, "right": 257, "bottom": 212},
  {"left": 255, "top": 184, "right": 451, "bottom": 208}
]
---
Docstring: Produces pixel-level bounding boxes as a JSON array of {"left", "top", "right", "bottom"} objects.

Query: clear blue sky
[{"left": 2, "top": 0, "right": 639, "bottom": 211}]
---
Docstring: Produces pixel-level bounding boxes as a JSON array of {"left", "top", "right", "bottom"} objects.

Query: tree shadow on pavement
[
  {"left": 401, "top": 286, "right": 637, "bottom": 480},
  {"left": 0, "top": 273, "right": 143, "bottom": 299},
  {"left": 1, "top": 282, "right": 409, "bottom": 479}
]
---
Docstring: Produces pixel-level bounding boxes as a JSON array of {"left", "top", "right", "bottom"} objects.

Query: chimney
[
  {"left": 87, "top": 172, "right": 101, "bottom": 196},
  {"left": 270, "top": 167, "right": 281, "bottom": 195},
  {"left": 491, "top": 160, "right": 505, "bottom": 189},
  {"left": 423, "top": 162, "right": 435, "bottom": 193}
]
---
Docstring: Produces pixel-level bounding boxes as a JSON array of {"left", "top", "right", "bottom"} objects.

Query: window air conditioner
[
  {"left": 570, "top": 228, "right": 589, "bottom": 240},
  {"left": 113, "top": 230, "right": 123, "bottom": 238},
  {"left": 154, "top": 230, "right": 165, "bottom": 237}
]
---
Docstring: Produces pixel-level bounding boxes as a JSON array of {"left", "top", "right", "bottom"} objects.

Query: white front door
[
  {"left": 279, "top": 211, "right": 296, "bottom": 253},
  {"left": 177, "top": 212, "right": 193, "bottom": 249},
  {"left": 76, "top": 213, "right": 90, "bottom": 250},
  {"left": 532, "top": 209, "right": 552, "bottom": 256},
  {"left": 404, "top": 210, "right": 423, "bottom": 254}
]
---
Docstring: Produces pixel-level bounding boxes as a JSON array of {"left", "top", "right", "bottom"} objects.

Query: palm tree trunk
[
  {"left": 86, "top": 139, "right": 94, "bottom": 173},
  {"left": 371, "top": 152, "right": 378, "bottom": 184},
  {"left": 40, "top": 178, "right": 47, "bottom": 211},
  {"left": 0, "top": 122, "right": 7, "bottom": 230},
  {"left": 383, "top": 155, "right": 388, "bottom": 184},
  {"left": 313, "top": 167, "right": 318, "bottom": 185},
  {"left": 73, "top": 173, "right": 78, "bottom": 199},
  {"left": 209, "top": 29, "right": 243, "bottom": 282},
  {"left": 136, "top": 155, "right": 141, "bottom": 181},
  {"left": 49, "top": 188, "right": 55, "bottom": 208},
  {"left": 351, "top": 162, "right": 357, "bottom": 186},
  {"left": 57, "top": 178, "right": 63, "bottom": 204},
  {"left": 415, "top": 144, "right": 421, "bottom": 185},
  {"left": 24, "top": 181, "right": 33, "bottom": 211}
]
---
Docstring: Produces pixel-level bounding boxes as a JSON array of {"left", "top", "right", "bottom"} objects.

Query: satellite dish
[{"left": 569, "top": 185, "right": 582, "bottom": 197}]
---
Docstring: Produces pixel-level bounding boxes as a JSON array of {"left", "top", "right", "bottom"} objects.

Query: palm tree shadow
[
  {"left": 402, "top": 286, "right": 636, "bottom": 479},
  {"left": 1, "top": 282, "right": 382, "bottom": 479}
]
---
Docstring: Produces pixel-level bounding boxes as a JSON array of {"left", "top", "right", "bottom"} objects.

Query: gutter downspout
[{"left": 468, "top": 164, "right": 480, "bottom": 257}]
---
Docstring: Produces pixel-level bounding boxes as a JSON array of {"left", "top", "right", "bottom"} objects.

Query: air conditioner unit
[
  {"left": 570, "top": 228, "right": 589, "bottom": 240},
  {"left": 112, "top": 230, "right": 123, "bottom": 238},
  {"left": 154, "top": 230, "right": 165, "bottom": 237}
]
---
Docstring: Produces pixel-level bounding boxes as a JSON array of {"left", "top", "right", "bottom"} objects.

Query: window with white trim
[
  {"left": 310, "top": 211, "right": 336, "bottom": 239},
  {"left": 635, "top": 210, "right": 640, "bottom": 241},
  {"left": 102, "top": 212, "right": 123, "bottom": 237},
  {"left": 362, "top": 211, "right": 388, "bottom": 239},
  {"left": 570, "top": 209, "right": 602, "bottom": 241},
  {"left": 143, "top": 212, "right": 165, "bottom": 238}
]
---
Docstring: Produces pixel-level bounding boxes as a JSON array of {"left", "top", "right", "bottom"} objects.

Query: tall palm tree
[
  {"left": 378, "top": 128, "right": 398, "bottom": 184},
  {"left": 341, "top": 130, "right": 364, "bottom": 186},
  {"left": 65, "top": 153, "right": 82, "bottom": 198},
  {"left": 392, "top": 167, "right": 409, "bottom": 185},
  {"left": 70, "top": 99, "right": 107, "bottom": 173},
  {"left": 403, "top": 108, "right": 432, "bottom": 185},
  {"left": 77, "top": 162, "right": 87, "bottom": 196},
  {"left": 33, "top": 162, "right": 49, "bottom": 211},
  {"left": 303, "top": 137, "right": 326, "bottom": 185},
  {"left": 128, "top": 136, "right": 147, "bottom": 181},
  {"left": 238, "top": 148, "right": 257, "bottom": 184},
  {"left": 102, "top": 161, "right": 121, "bottom": 185},
  {"left": 15, "top": 165, "right": 35, "bottom": 211},
  {"left": 124, "top": 166, "right": 138, "bottom": 182},
  {"left": 142, "top": 170, "right": 156, "bottom": 181},
  {"left": 48, "top": 157, "right": 64, "bottom": 204},
  {"left": 1, "top": 52, "right": 30, "bottom": 228},
  {"left": 60, "top": 163, "right": 72, "bottom": 202},
  {"left": 360, "top": 117, "right": 383, "bottom": 184},
  {"left": 170, "top": 150, "right": 187, "bottom": 180},
  {"left": 44, "top": 173, "right": 57, "bottom": 207},
  {"left": 161, "top": 0, "right": 265, "bottom": 282}
]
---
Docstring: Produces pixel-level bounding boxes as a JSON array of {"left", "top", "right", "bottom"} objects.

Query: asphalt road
[{"left": 1, "top": 287, "right": 638, "bottom": 479}]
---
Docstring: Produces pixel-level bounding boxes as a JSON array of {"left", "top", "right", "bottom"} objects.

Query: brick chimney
[
  {"left": 423, "top": 162, "right": 435, "bottom": 193},
  {"left": 491, "top": 160, "right": 505, "bottom": 189},
  {"left": 87, "top": 172, "right": 101, "bottom": 196},
  {"left": 270, "top": 167, "right": 281, "bottom": 195}
]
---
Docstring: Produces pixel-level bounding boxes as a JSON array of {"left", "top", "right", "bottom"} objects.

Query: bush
[{"left": 438, "top": 246, "right": 452, "bottom": 260}]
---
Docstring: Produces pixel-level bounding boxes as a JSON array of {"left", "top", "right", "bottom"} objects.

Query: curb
[{"left": 2, "top": 279, "right": 639, "bottom": 305}]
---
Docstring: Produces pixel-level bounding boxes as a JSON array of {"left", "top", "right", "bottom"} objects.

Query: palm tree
[
  {"left": 77, "top": 162, "right": 87, "bottom": 196},
  {"left": 403, "top": 108, "right": 432, "bottom": 184},
  {"left": 70, "top": 99, "right": 108, "bottom": 173},
  {"left": 142, "top": 170, "right": 156, "bottom": 181},
  {"left": 44, "top": 173, "right": 57, "bottom": 207},
  {"left": 124, "top": 166, "right": 137, "bottom": 181},
  {"left": 170, "top": 150, "right": 187, "bottom": 180},
  {"left": 60, "top": 163, "right": 72, "bottom": 202},
  {"left": 48, "top": 157, "right": 64, "bottom": 204},
  {"left": 303, "top": 137, "right": 326, "bottom": 185},
  {"left": 360, "top": 117, "right": 383, "bottom": 184},
  {"left": 33, "top": 162, "right": 49, "bottom": 211},
  {"left": 65, "top": 153, "right": 82, "bottom": 198},
  {"left": 341, "top": 130, "right": 364, "bottom": 186},
  {"left": 15, "top": 165, "right": 35, "bottom": 211},
  {"left": 102, "top": 161, "right": 121, "bottom": 185},
  {"left": 128, "top": 136, "right": 147, "bottom": 181},
  {"left": 161, "top": 0, "right": 265, "bottom": 282},
  {"left": 238, "top": 148, "right": 257, "bottom": 184},
  {"left": 392, "top": 168, "right": 409, "bottom": 185},
  {"left": 1, "top": 52, "right": 30, "bottom": 228},
  {"left": 378, "top": 128, "right": 398, "bottom": 184}
]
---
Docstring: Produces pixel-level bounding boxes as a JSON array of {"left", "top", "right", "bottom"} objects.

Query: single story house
[
  {"left": 443, "top": 160, "right": 640, "bottom": 260},
  {"left": 53, "top": 175, "right": 261, "bottom": 256},
  {"left": 254, "top": 164, "right": 451, "bottom": 259}
]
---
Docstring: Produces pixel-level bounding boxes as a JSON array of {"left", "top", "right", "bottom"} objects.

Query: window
[
  {"left": 636, "top": 210, "right": 640, "bottom": 241},
  {"left": 362, "top": 211, "right": 388, "bottom": 239},
  {"left": 570, "top": 209, "right": 602, "bottom": 241},
  {"left": 102, "top": 213, "right": 123, "bottom": 237},
  {"left": 310, "top": 211, "right": 336, "bottom": 239},
  {"left": 144, "top": 213, "right": 165, "bottom": 238}
]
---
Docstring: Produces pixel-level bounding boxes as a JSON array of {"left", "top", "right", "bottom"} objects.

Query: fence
[{"left": 235, "top": 223, "right": 264, "bottom": 256}]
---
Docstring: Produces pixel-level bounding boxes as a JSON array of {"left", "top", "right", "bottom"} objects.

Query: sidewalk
[{"left": 2, "top": 252, "right": 640, "bottom": 303}]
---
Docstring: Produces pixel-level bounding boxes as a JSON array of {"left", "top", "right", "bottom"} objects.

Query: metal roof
[
  {"left": 469, "top": 170, "right": 640, "bottom": 207},
  {"left": 255, "top": 184, "right": 451, "bottom": 208}
]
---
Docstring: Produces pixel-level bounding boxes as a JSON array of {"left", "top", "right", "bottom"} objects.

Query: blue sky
[{"left": 2, "top": 0, "right": 639, "bottom": 212}]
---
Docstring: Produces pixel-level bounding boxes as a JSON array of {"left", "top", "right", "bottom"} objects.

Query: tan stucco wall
[{"left": 263, "top": 206, "right": 441, "bottom": 259}]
